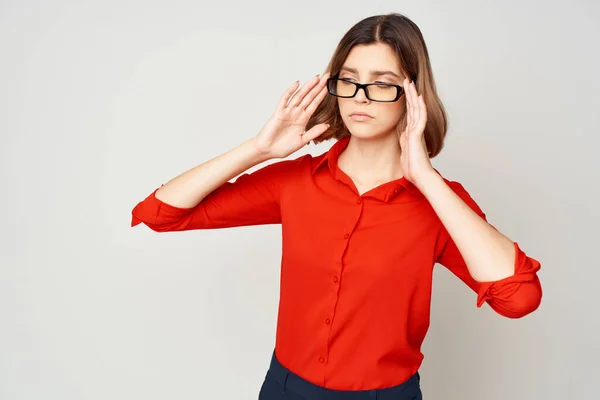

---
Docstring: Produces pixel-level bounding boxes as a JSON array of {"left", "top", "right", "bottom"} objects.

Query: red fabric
[{"left": 131, "top": 136, "right": 542, "bottom": 390}]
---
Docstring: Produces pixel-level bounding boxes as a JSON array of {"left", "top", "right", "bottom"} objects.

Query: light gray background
[{"left": 1, "top": 1, "right": 598, "bottom": 399}]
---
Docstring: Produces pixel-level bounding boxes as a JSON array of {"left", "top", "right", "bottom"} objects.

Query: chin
[{"left": 346, "top": 124, "right": 389, "bottom": 140}]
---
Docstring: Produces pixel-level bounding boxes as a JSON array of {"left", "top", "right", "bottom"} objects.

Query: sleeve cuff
[
  {"left": 130, "top": 186, "right": 193, "bottom": 228},
  {"left": 475, "top": 241, "right": 542, "bottom": 309}
]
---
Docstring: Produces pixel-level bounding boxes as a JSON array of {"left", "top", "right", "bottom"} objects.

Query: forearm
[
  {"left": 417, "top": 172, "right": 515, "bottom": 282},
  {"left": 155, "top": 138, "right": 272, "bottom": 208}
]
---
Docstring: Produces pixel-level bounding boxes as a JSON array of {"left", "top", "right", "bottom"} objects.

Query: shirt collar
[
  {"left": 310, "top": 135, "right": 350, "bottom": 176},
  {"left": 310, "top": 136, "right": 431, "bottom": 201}
]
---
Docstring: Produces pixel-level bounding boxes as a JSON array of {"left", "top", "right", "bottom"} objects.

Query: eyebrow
[{"left": 339, "top": 66, "right": 402, "bottom": 80}]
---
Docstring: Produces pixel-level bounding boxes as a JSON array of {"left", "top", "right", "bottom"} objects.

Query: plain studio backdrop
[{"left": 1, "top": 1, "right": 598, "bottom": 399}]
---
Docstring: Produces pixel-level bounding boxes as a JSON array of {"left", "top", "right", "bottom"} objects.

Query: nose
[{"left": 353, "top": 86, "right": 370, "bottom": 103}]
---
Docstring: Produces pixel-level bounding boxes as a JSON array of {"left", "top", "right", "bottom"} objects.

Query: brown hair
[{"left": 308, "top": 13, "right": 448, "bottom": 158}]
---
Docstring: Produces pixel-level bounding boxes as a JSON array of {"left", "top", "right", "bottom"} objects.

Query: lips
[
  {"left": 349, "top": 112, "right": 374, "bottom": 122},
  {"left": 350, "top": 112, "right": 373, "bottom": 118}
]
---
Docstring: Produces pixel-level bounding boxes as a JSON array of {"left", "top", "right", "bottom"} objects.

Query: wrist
[
  {"left": 413, "top": 169, "right": 442, "bottom": 193},
  {"left": 244, "top": 138, "right": 274, "bottom": 164}
]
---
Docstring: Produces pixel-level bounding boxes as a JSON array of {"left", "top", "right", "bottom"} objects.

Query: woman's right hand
[{"left": 252, "top": 72, "right": 331, "bottom": 159}]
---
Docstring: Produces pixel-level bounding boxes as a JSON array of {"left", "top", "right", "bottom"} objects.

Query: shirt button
[
  {"left": 344, "top": 233, "right": 350, "bottom": 239},
  {"left": 325, "top": 318, "right": 331, "bottom": 325},
  {"left": 319, "top": 356, "right": 325, "bottom": 363},
  {"left": 333, "top": 276, "right": 338, "bottom": 283},
  {"left": 356, "top": 199, "right": 362, "bottom": 204}
]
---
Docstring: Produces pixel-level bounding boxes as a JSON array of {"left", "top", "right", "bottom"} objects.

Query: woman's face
[{"left": 336, "top": 42, "right": 407, "bottom": 140}]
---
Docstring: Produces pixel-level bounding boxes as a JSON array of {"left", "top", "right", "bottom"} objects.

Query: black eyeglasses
[{"left": 326, "top": 74, "right": 405, "bottom": 102}]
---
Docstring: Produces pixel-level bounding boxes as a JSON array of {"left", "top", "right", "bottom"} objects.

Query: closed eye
[{"left": 340, "top": 78, "right": 394, "bottom": 85}]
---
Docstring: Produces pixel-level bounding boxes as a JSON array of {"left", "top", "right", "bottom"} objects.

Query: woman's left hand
[{"left": 398, "top": 79, "right": 435, "bottom": 186}]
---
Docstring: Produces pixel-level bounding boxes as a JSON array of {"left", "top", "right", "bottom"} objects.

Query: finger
[
  {"left": 302, "top": 123, "right": 330, "bottom": 144},
  {"left": 409, "top": 81, "right": 418, "bottom": 130},
  {"left": 278, "top": 80, "right": 300, "bottom": 110},
  {"left": 287, "top": 75, "right": 321, "bottom": 108},
  {"left": 417, "top": 95, "right": 427, "bottom": 132},
  {"left": 404, "top": 79, "right": 412, "bottom": 129},
  {"left": 304, "top": 84, "right": 329, "bottom": 116},
  {"left": 299, "top": 72, "right": 330, "bottom": 110},
  {"left": 411, "top": 82, "right": 420, "bottom": 128},
  {"left": 408, "top": 79, "right": 416, "bottom": 129},
  {"left": 420, "top": 123, "right": 430, "bottom": 155}
]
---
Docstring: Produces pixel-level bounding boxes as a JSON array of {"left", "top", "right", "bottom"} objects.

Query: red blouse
[{"left": 131, "top": 136, "right": 542, "bottom": 390}]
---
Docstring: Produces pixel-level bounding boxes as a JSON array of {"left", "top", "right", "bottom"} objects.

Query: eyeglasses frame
[{"left": 326, "top": 73, "right": 406, "bottom": 102}]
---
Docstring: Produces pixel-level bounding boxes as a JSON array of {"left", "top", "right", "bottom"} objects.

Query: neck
[{"left": 337, "top": 133, "right": 403, "bottom": 184}]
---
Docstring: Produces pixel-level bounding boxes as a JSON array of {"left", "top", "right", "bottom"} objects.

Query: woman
[{"left": 131, "top": 13, "right": 542, "bottom": 400}]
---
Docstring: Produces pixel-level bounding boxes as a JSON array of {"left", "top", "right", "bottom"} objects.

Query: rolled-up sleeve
[
  {"left": 473, "top": 242, "right": 542, "bottom": 316},
  {"left": 131, "top": 158, "right": 297, "bottom": 232},
  {"left": 435, "top": 181, "right": 543, "bottom": 318}
]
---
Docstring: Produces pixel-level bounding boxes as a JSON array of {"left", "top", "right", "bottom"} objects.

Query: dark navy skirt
[{"left": 259, "top": 350, "right": 422, "bottom": 400}]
